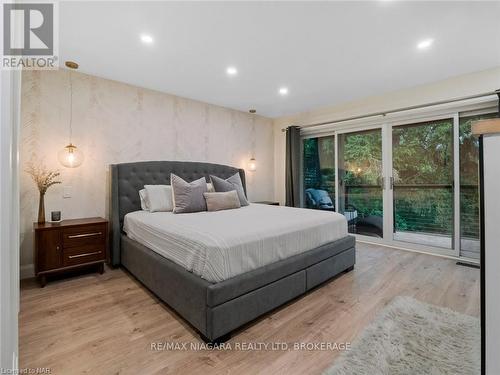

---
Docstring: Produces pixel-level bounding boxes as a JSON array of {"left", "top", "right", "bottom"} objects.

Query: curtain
[{"left": 285, "top": 126, "right": 301, "bottom": 207}]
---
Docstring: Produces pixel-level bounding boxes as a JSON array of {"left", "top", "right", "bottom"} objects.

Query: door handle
[
  {"left": 68, "top": 251, "right": 102, "bottom": 259},
  {"left": 68, "top": 232, "right": 102, "bottom": 239}
]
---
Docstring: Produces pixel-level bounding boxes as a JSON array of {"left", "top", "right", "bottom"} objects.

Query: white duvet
[{"left": 123, "top": 204, "right": 347, "bottom": 282}]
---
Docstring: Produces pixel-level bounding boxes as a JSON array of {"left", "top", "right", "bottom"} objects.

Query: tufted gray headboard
[{"left": 110, "top": 161, "right": 246, "bottom": 266}]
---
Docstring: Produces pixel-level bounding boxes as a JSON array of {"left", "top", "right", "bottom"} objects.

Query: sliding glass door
[
  {"left": 391, "top": 119, "right": 455, "bottom": 249},
  {"left": 458, "top": 112, "right": 497, "bottom": 259},
  {"left": 300, "top": 106, "right": 496, "bottom": 261},
  {"left": 303, "top": 136, "right": 336, "bottom": 211},
  {"left": 338, "top": 129, "right": 383, "bottom": 237}
]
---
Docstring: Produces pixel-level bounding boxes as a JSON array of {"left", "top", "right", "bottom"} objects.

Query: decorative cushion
[
  {"left": 210, "top": 173, "right": 249, "bottom": 206},
  {"left": 144, "top": 185, "right": 173, "bottom": 212},
  {"left": 203, "top": 190, "right": 241, "bottom": 212},
  {"left": 171, "top": 174, "right": 208, "bottom": 213}
]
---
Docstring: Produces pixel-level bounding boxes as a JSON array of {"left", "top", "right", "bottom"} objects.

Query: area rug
[{"left": 324, "top": 296, "right": 480, "bottom": 375}]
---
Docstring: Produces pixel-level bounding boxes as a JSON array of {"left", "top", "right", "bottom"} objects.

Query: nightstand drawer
[
  {"left": 63, "top": 245, "right": 106, "bottom": 266},
  {"left": 62, "top": 224, "right": 106, "bottom": 248}
]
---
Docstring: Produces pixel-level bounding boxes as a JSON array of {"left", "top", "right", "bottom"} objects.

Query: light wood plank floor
[{"left": 19, "top": 243, "right": 480, "bottom": 375}]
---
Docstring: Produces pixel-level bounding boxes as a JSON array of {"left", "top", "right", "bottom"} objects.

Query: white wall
[
  {"left": 19, "top": 69, "right": 275, "bottom": 276},
  {"left": 484, "top": 133, "right": 500, "bottom": 375},
  {"left": 0, "top": 69, "right": 21, "bottom": 371},
  {"left": 273, "top": 66, "right": 500, "bottom": 204}
]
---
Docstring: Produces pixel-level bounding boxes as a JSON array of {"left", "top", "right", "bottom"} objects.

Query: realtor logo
[{"left": 2, "top": 2, "right": 58, "bottom": 69}]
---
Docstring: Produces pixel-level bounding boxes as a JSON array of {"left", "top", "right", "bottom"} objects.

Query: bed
[{"left": 110, "top": 161, "right": 355, "bottom": 342}]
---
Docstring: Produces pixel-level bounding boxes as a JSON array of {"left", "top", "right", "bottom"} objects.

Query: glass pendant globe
[
  {"left": 248, "top": 158, "right": 257, "bottom": 172},
  {"left": 58, "top": 143, "right": 84, "bottom": 168}
]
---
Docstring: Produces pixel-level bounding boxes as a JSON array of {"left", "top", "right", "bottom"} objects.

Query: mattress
[{"left": 123, "top": 204, "right": 347, "bottom": 283}]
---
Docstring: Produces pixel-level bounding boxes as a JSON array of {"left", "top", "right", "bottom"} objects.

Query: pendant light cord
[{"left": 69, "top": 70, "right": 73, "bottom": 144}]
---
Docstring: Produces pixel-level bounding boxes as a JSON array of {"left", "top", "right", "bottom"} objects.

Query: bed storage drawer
[
  {"left": 206, "top": 236, "right": 356, "bottom": 307},
  {"left": 207, "top": 270, "right": 306, "bottom": 339},
  {"left": 62, "top": 224, "right": 106, "bottom": 248},
  {"left": 306, "top": 247, "right": 355, "bottom": 290}
]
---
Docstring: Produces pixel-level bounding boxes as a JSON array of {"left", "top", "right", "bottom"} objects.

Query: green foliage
[
  {"left": 393, "top": 120, "right": 453, "bottom": 184},
  {"left": 342, "top": 131, "right": 382, "bottom": 186},
  {"left": 391, "top": 120, "right": 454, "bottom": 234},
  {"left": 303, "top": 137, "right": 335, "bottom": 196}
]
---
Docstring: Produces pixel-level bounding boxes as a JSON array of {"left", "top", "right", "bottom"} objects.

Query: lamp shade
[
  {"left": 248, "top": 158, "right": 257, "bottom": 172},
  {"left": 472, "top": 118, "right": 500, "bottom": 135},
  {"left": 58, "top": 143, "right": 84, "bottom": 168}
]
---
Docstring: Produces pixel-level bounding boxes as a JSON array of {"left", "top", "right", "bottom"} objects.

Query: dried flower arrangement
[{"left": 25, "top": 161, "right": 61, "bottom": 224}]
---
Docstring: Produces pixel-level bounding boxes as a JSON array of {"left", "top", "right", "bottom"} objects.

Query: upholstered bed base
[
  {"left": 110, "top": 161, "right": 356, "bottom": 341},
  {"left": 121, "top": 233, "right": 355, "bottom": 341}
]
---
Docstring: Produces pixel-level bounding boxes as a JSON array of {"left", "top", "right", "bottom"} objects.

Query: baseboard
[{"left": 20, "top": 264, "right": 35, "bottom": 279}]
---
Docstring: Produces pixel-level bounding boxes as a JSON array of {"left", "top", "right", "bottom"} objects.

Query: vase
[{"left": 38, "top": 192, "right": 45, "bottom": 224}]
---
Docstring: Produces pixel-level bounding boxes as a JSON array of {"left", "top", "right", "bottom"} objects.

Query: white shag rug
[{"left": 324, "top": 296, "right": 480, "bottom": 375}]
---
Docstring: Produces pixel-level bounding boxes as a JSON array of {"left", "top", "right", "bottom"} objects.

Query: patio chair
[
  {"left": 345, "top": 203, "right": 383, "bottom": 238},
  {"left": 305, "top": 188, "right": 335, "bottom": 211}
]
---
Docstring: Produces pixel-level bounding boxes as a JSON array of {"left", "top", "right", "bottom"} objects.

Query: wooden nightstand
[
  {"left": 252, "top": 201, "right": 280, "bottom": 206},
  {"left": 34, "top": 217, "right": 108, "bottom": 287}
]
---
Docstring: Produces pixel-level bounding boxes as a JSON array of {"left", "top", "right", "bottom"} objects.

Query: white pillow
[
  {"left": 144, "top": 185, "right": 173, "bottom": 212},
  {"left": 139, "top": 189, "right": 149, "bottom": 211}
]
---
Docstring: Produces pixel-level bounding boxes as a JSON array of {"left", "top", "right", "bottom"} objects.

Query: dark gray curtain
[{"left": 285, "top": 126, "right": 301, "bottom": 207}]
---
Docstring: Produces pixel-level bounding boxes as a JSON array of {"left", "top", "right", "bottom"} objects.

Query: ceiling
[{"left": 59, "top": 1, "right": 500, "bottom": 118}]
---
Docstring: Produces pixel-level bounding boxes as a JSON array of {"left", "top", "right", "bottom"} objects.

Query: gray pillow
[
  {"left": 171, "top": 174, "right": 208, "bottom": 213},
  {"left": 210, "top": 173, "right": 249, "bottom": 206},
  {"left": 204, "top": 191, "right": 241, "bottom": 212}
]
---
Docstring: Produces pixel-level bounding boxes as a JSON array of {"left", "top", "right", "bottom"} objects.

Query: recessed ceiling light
[
  {"left": 226, "top": 66, "right": 238, "bottom": 76},
  {"left": 417, "top": 38, "right": 434, "bottom": 50},
  {"left": 279, "top": 87, "right": 289, "bottom": 96},
  {"left": 140, "top": 34, "right": 154, "bottom": 44}
]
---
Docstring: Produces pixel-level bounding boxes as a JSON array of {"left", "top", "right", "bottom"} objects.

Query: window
[
  {"left": 303, "top": 136, "right": 335, "bottom": 211},
  {"left": 300, "top": 102, "right": 497, "bottom": 261},
  {"left": 392, "top": 119, "right": 454, "bottom": 248},
  {"left": 458, "top": 112, "right": 497, "bottom": 258},
  {"left": 338, "top": 129, "right": 383, "bottom": 237}
]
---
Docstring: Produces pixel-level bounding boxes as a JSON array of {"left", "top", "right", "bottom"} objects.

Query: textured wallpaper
[{"left": 20, "top": 69, "right": 274, "bottom": 271}]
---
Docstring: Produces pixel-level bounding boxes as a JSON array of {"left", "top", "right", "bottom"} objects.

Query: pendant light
[
  {"left": 248, "top": 158, "right": 257, "bottom": 172},
  {"left": 58, "top": 61, "right": 84, "bottom": 168}
]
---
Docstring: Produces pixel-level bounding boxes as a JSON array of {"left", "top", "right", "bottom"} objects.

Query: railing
[
  {"left": 392, "top": 185, "right": 453, "bottom": 235},
  {"left": 342, "top": 184, "right": 479, "bottom": 239}
]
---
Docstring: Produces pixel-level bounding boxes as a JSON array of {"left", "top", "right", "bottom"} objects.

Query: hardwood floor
[{"left": 19, "top": 243, "right": 480, "bottom": 375}]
